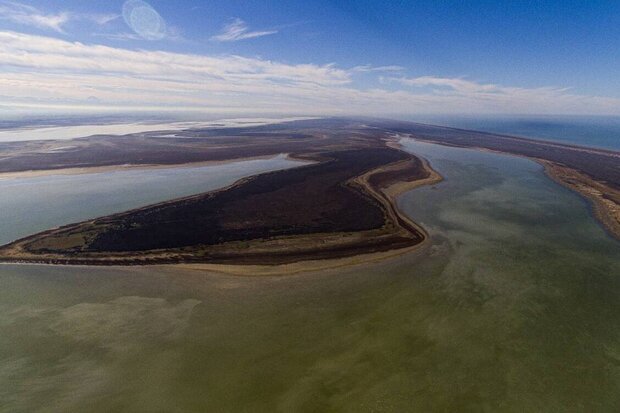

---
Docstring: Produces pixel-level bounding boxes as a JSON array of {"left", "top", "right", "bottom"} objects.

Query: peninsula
[{"left": 0, "top": 118, "right": 617, "bottom": 267}]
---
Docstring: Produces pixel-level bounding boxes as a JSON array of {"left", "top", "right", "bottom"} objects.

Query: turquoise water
[
  {"left": 0, "top": 142, "right": 619, "bottom": 412},
  {"left": 409, "top": 115, "right": 620, "bottom": 150},
  {"left": 0, "top": 155, "right": 304, "bottom": 245}
]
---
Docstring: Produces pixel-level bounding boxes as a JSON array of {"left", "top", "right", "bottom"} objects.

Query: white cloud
[
  {"left": 390, "top": 75, "right": 573, "bottom": 97},
  {"left": 86, "top": 13, "right": 119, "bottom": 26},
  {"left": 0, "top": 0, "right": 69, "bottom": 32},
  {"left": 0, "top": 1, "right": 118, "bottom": 33},
  {"left": 351, "top": 65, "right": 404, "bottom": 73},
  {"left": 394, "top": 76, "right": 501, "bottom": 93},
  {"left": 92, "top": 31, "right": 141, "bottom": 41},
  {"left": 211, "top": 18, "right": 277, "bottom": 42},
  {"left": 386, "top": 75, "right": 591, "bottom": 112},
  {"left": 0, "top": 31, "right": 350, "bottom": 85},
  {"left": 0, "top": 31, "right": 618, "bottom": 116}
]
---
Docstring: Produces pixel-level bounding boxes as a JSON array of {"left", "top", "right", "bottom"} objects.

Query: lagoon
[
  {"left": 0, "top": 154, "right": 304, "bottom": 245},
  {"left": 0, "top": 142, "right": 619, "bottom": 412}
]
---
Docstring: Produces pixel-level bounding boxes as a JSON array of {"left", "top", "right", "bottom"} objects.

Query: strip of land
[
  {"left": 0, "top": 117, "right": 617, "bottom": 269},
  {"left": 0, "top": 154, "right": 291, "bottom": 180},
  {"left": 0, "top": 147, "right": 440, "bottom": 266},
  {"left": 541, "top": 160, "right": 620, "bottom": 239}
]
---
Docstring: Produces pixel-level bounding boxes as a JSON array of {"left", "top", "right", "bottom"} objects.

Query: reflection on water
[
  {"left": 0, "top": 154, "right": 304, "bottom": 245},
  {"left": 1, "top": 141, "right": 619, "bottom": 412}
]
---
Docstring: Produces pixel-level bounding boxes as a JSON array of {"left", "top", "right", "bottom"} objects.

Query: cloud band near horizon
[{"left": 1, "top": 31, "right": 619, "bottom": 116}]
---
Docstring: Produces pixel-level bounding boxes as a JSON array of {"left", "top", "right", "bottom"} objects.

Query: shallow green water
[{"left": 1, "top": 142, "right": 619, "bottom": 412}]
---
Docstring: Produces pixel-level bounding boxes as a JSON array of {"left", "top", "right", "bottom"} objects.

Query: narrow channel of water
[
  {"left": 0, "top": 142, "right": 618, "bottom": 412},
  {"left": 0, "top": 154, "right": 304, "bottom": 245}
]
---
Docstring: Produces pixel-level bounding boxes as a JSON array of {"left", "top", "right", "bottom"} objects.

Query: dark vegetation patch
[{"left": 71, "top": 148, "right": 408, "bottom": 252}]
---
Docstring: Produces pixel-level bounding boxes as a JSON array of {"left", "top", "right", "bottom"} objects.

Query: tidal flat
[{"left": 1, "top": 141, "right": 619, "bottom": 412}]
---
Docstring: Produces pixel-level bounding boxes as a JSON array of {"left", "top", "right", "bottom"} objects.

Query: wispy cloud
[
  {"left": 211, "top": 18, "right": 277, "bottom": 42},
  {"left": 393, "top": 76, "right": 499, "bottom": 92},
  {"left": 0, "top": 1, "right": 118, "bottom": 33},
  {"left": 0, "top": 31, "right": 618, "bottom": 116},
  {"left": 86, "top": 13, "right": 119, "bottom": 26},
  {"left": 92, "top": 31, "right": 141, "bottom": 41},
  {"left": 352, "top": 65, "right": 404, "bottom": 73},
  {"left": 0, "top": 0, "right": 69, "bottom": 32},
  {"left": 388, "top": 75, "right": 575, "bottom": 105}
]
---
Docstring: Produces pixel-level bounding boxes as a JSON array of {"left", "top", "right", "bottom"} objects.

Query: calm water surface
[
  {"left": 0, "top": 154, "right": 303, "bottom": 245},
  {"left": 0, "top": 142, "right": 619, "bottom": 412},
  {"left": 410, "top": 115, "right": 620, "bottom": 150}
]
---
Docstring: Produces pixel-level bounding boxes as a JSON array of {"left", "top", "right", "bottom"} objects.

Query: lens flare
[{"left": 122, "top": 0, "right": 166, "bottom": 40}]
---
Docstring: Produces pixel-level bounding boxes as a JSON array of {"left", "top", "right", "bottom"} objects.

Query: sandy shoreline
[
  {"left": 353, "top": 156, "right": 442, "bottom": 237},
  {"left": 541, "top": 160, "right": 620, "bottom": 240},
  {"left": 174, "top": 241, "right": 432, "bottom": 276},
  {"left": 0, "top": 241, "right": 429, "bottom": 277},
  {"left": 404, "top": 136, "right": 620, "bottom": 241}
]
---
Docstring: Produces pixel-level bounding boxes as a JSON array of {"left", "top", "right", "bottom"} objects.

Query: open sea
[{"left": 409, "top": 115, "right": 620, "bottom": 151}]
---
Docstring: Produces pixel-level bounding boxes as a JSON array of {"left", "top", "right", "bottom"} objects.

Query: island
[{"left": 0, "top": 118, "right": 617, "bottom": 267}]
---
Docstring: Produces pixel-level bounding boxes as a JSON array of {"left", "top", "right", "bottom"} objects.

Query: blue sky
[{"left": 0, "top": 0, "right": 619, "bottom": 116}]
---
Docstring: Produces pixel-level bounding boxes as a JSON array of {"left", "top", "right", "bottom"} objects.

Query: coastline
[
  {"left": 540, "top": 160, "right": 620, "bottom": 240},
  {"left": 1, "top": 117, "right": 616, "bottom": 273},
  {"left": 352, "top": 155, "right": 442, "bottom": 238},
  {"left": 0, "top": 153, "right": 443, "bottom": 273},
  {"left": 404, "top": 136, "right": 620, "bottom": 241},
  {"left": 173, "top": 240, "right": 432, "bottom": 276}
]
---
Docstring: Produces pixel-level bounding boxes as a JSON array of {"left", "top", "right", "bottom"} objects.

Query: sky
[{"left": 0, "top": 0, "right": 619, "bottom": 118}]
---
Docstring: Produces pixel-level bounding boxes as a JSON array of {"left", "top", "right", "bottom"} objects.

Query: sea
[{"left": 408, "top": 115, "right": 620, "bottom": 151}]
